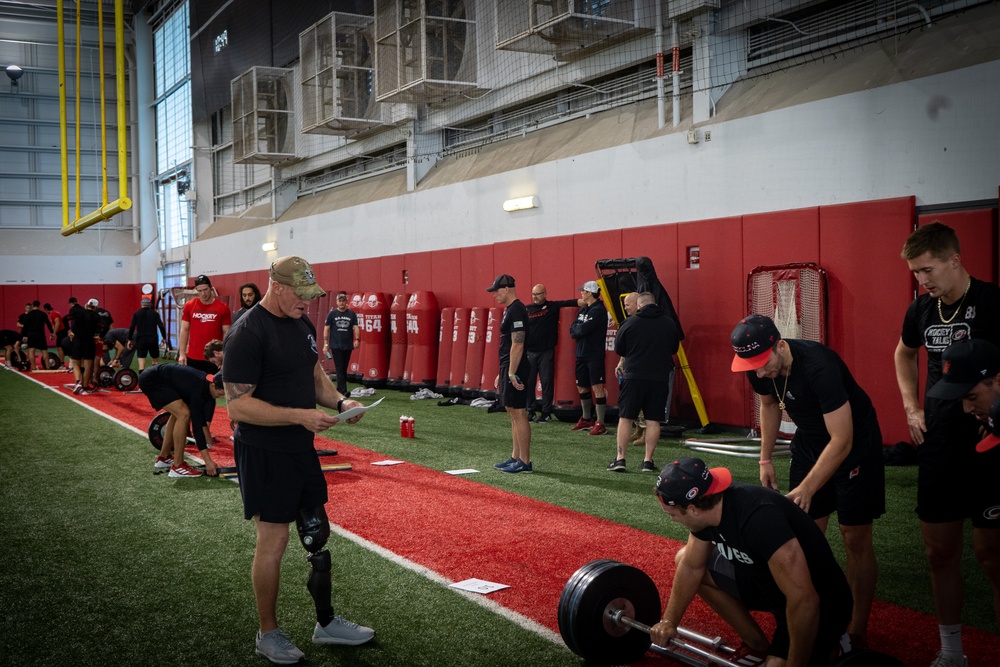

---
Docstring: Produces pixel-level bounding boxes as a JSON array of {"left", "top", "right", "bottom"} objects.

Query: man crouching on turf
[
  {"left": 138, "top": 364, "right": 226, "bottom": 477},
  {"left": 650, "top": 458, "right": 852, "bottom": 667}
]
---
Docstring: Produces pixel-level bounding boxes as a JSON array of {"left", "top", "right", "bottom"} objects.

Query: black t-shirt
[
  {"left": 223, "top": 305, "right": 320, "bottom": 452},
  {"left": 900, "top": 277, "right": 1000, "bottom": 392},
  {"left": 104, "top": 327, "right": 130, "bottom": 346},
  {"left": 526, "top": 299, "right": 578, "bottom": 352},
  {"left": 0, "top": 329, "right": 19, "bottom": 346},
  {"left": 325, "top": 308, "right": 359, "bottom": 350},
  {"left": 569, "top": 300, "right": 608, "bottom": 361},
  {"left": 692, "top": 483, "right": 851, "bottom": 615},
  {"left": 747, "top": 339, "right": 880, "bottom": 467},
  {"left": 129, "top": 308, "right": 165, "bottom": 340},
  {"left": 499, "top": 299, "right": 529, "bottom": 374},
  {"left": 21, "top": 309, "right": 52, "bottom": 337},
  {"left": 94, "top": 308, "right": 113, "bottom": 337},
  {"left": 614, "top": 304, "right": 680, "bottom": 381},
  {"left": 69, "top": 305, "right": 97, "bottom": 338}
]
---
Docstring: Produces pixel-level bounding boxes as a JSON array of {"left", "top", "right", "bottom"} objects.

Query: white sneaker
[
  {"left": 312, "top": 615, "right": 375, "bottom": 645},
  {"left": 255, "top": 628, "right": 305, "bottom": 664},
  {"left": 930, "top": 652, "right": 968, "bottom": 667}
]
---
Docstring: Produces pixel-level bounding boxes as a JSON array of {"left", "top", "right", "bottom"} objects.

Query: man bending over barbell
[
  {"left": 650, "top": 458, "right": 852, "bottom": 667},
  {"left": 138, "top": 364, "right": 225, "bottom": 477}
]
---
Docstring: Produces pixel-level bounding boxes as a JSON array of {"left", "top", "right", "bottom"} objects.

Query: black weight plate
[
  {"left": 558, "top": 559, "right": 614, "bottom": 657},
  {"left": 115, "top": 368, "right": 138, "bottom": 391},
  {"left": 148, "top": 411, "right": 170, "bottom": 450},
  {"left": 558, "top": 560, "right": 659, "bottom": 666},
  {"left": 97, "top": 365, "right": 115, "bottom": 388},
  {"left": 46, "top": 352, "right": 60, "bottom": 369}
]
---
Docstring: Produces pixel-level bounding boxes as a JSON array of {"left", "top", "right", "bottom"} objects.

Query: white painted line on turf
[{"left": 330, "top": 524, "right": 565, "bottom": 648}]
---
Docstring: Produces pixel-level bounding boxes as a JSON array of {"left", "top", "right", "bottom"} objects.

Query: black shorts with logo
[{"left": 575, "top": 357, "right": 605, "bottom": 388}]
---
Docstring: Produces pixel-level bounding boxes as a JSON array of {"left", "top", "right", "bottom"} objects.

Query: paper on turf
[
  {"left": 444, "top": 469, "right": 479, "bottom": 475},
  {"left": 449, "top": 579, "right": 509, "bottom": 595},
  {"left": 336, "top": 396, "right": 384, "bottom": 421},
  {"left": 371, "top": 460, "right": 405, "bottom": 466}
]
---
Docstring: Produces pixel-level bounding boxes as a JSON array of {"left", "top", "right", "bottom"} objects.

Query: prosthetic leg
[{"left": 296, "top": 506, "right": 334, "bottom": 627}]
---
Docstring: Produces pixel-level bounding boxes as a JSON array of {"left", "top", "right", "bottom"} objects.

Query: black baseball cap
[
  {"left": 194, "top": 274, "right": 212, "bottom": 287},
  {"left": 486, "top": 274, "right": 515, "bottom": 292},
  {"left": 926, "top": 339, "right": 1000, "bottom": 400},
  {"left": 731, "top": 314, "right": 780, "bottom": 372},
  {"left": 976, "top": 397, "right": 1000, "bottom": 453},
  {"left": 655, "top": 457, "right": 732, "bottom": 506},
  {"left": 207, "top": 372, "right": 224, "bottom": 390}
]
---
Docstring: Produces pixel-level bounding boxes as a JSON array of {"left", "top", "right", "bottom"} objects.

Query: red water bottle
[
  {"left": 399, "top": 415, "right": 406, "bottom": 437},
  {"left": 406, "top": 416, "right": 415, "bottom": 438}
]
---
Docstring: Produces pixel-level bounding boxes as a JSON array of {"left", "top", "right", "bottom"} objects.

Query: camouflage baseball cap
[{"left": 269, "top": 256, "right": 326, "bottom": 301}]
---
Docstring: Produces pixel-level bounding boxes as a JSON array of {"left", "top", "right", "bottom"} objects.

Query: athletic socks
[
  {"left": 579, "top": 392, "right": 593, "bottom": 420},
  {"left": 595, "top": 396, "right": 607, "bottom": 425},
  {"left": 939, "top": 624, "right": 963, "bottom": 660}
]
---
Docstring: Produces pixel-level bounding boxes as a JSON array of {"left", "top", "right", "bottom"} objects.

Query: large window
[{"left": 153, "top": 2, "right": 192, "bottom": 251}]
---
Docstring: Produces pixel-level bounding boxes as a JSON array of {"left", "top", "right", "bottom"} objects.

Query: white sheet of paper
[
  {"left": 450, "top": 578, "right": 509, "bottom": 595},
  {"left": 337, "top": 396, "right": 384, "bottom": 421},
  {"left": 371, "top": 460, "right": 405, "bottom": 466},
  {"left": 444, "top": 468, "right": 479, "bottom": 475}
]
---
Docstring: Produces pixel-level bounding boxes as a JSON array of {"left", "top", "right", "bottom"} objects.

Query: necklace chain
[
  {"left": 771, "top": 369, "right": 790, "bottom": 411},
  {"left": 937, "top": 277, "right": 971, "bottom": 324}
]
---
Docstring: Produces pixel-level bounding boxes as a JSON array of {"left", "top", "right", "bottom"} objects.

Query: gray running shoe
[
  {"left": 255, "top": 629, "right": 305, "bottom": 665},
  {"left": 313, "top": 615, "right": 375, "bottom": 645},
  {"left": 493, "top": 457, "right": 516, "bottom": 469}
]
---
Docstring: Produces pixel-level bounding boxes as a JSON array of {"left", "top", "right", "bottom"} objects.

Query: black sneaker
[
  {"left": 535, "top": 414, "right": 552, "bottom": 423},
  {"left": 607, "top": 459, "right": 626, "bottom": 472},
  {"left": 641, "top": 460, "right": 658, "bottom": 473},
  {"left": 526, "top": 412, "right": 537, "bottom": 422}
]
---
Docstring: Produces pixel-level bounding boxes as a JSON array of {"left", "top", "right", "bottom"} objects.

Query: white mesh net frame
[{"left": 748, "top": 263, "right": 827, "bottom": 438}]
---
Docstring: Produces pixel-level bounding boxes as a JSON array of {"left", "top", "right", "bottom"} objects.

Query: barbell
[{"left": 557, "top": 559, "right": 905, "bottom": 667}]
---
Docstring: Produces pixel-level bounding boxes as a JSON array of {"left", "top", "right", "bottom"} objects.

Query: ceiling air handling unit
[
  {"left": 374, "top": 0, "right": 479, "bottom": 104},
  {"left": 231, "top": 66, "right": 296, "bottom": 164},
  {"left": 300, "top": 12, "right": 412, "bottom": 136},
  {"left": 495, "top": 0, "right": 652, "bottom": 60}
]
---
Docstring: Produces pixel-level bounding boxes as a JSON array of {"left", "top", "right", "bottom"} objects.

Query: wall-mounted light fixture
[
  {"left": 503, "top": 195, "right": 539, "bottom": 212},
  {"left": 262, "top": 241, "right": 278, "bottom": 252},
  {"left": 5, "top": 65, "right": 23, "bottom": 93}
]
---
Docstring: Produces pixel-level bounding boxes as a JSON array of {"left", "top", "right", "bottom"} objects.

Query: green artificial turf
[{"left": 0, "top": 369, "right": 995, "bottom": 667}]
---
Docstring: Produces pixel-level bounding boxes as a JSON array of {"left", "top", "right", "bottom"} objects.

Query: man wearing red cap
[
  {"left": 730, "top": 314, "right": 884, "bottom": 652},
  {"left": 650, "top": 457, "right": 852, "bottom": 667}
]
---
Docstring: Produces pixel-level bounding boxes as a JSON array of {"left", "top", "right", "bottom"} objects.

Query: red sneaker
[
  {"left": 571, "top": 418, "right": 595, "bottom": 431},
  {"left": 154, "top": 456, "right": 173, "bottom": 469},
  {"left": 588, "top": 422, "right": 608, "bottom": 436},
  {"left": 168, "top": 463, "right": 203, "bottom": 478}
]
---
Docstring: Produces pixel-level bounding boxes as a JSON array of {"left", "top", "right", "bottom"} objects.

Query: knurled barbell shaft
[{"left": 608, "top": 610, "right": 737, "bottom": 667}]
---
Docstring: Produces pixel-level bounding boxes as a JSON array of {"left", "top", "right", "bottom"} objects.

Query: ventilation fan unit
[
  {"left": 374, "top": 0, "right": 479, "bottom": 104},
  {"left": 300, "top": 13, "right": 411, "bottom": 136},
  {"left": 495, "top": 0, "right": 650, "bottom": 59},
  {"left": 231, "top": 67, "right": 296, "bottom": 164}
]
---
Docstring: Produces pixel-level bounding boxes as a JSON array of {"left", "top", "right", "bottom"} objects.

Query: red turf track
[{"left": 30, "top": 370, "right": 1000, "bottom": 666}]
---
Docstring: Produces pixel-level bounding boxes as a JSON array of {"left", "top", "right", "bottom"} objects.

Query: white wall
[{"left": 190, "top": 60, "right": 1000, "bottom": 277}]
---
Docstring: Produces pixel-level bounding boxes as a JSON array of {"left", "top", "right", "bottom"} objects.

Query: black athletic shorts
[
  {"left": 917, "top": 397, "right": 985, "bottom": 524},
  {"left": 575, "top": 357, "right": 606, "bottom": 388},
  {"left": 134, "top": 335, "right": 160, "bottom": 359},
  {"left": 25, "top": 334, "right": 48, "bottom": 350},
  {"left": 500, "top": 364, "right": 528, "bottom": 410},
  {"left": 789, "top": 435, "right": 886, "bottom": 526},
  {"left": 70, "top": 336, "right": 96, "bottom": 361},
  {"left": 708, "top": 550, "right": 848, "bottom": 666},
  {"left": 137, "top": 370, "right": 181, "bottom": 411},
  {"left": 617, "top": 378, "right": 668, "bottom": 422},
  {"left": 234, "top": 441, "right": 328, "bottom": 523}
]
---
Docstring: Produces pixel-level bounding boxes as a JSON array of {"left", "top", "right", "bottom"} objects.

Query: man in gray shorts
[{"left": 223, "top": 256, "right": 375, "bottom": 665}]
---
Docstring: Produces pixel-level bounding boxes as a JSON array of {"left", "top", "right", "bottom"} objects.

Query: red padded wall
[
  {"left": 573, "top": 230, "right": 623, "bottom": 288},
  {"left": 530, "top": 236, "right": 577, "bottom": 299},
  {"left": 358, "top": 257, "right": 382, "bottom": 290},
  {"left": 622, "top": 223, "right": 680, "bottom": 308},
  {"left": 4, "top": 285, "right": 39, "bottom": 330},
  {"left": 742, "top": 207, "right": 820, "bottom": 280},
  {"left": 493, "top": 239, "right": 531, "bottom": 306},
  {"left": 379, "top": 254, "right": 406, "bottom": 297},
  {"left": 675, "top": 216, "right": 747, "bottom": 427},
  {"left": 819, "top": 197, "right": 915, "bottom": 445},
  {"left": 457, "top": 246, "right": 492, "bottom": 307},
  {"left": 403, "top": 252, "right": 433, "bottom": 296}
]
